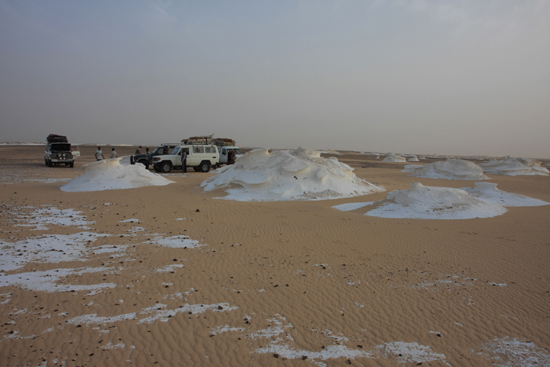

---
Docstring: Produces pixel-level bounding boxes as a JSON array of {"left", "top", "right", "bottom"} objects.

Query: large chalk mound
[
  {"left": 480, "top": 157, "right": 549, "bottom": 176},
  {"left": 334, "top": 182, "right": 547, "bottom": 219},
  {"left": 61, "top": 158, "right": 174, "bottom": 192},
  {"left": 404, "top": 159, "right": 489, "bottom": 180},
  {"left": 461, "top": 182, "right": 548, "bottom": 207},
  {"left": 365, "top": 183, "right": 507, "bottom": 219},
  {"left": 201, "top": 147, "right": 384, "bottom": 201}
]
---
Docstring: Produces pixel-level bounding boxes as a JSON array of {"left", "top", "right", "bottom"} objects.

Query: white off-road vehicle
[
  {"left": 152, "top": 144, "right": 220, "bottom": 173},
  {"left": 44, "top": 134, "right": 75, "bottom": 167}
]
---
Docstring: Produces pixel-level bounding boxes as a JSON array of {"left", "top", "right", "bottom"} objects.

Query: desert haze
[{"left": 1, "top": 145, "right": 549, "bottom": 367}]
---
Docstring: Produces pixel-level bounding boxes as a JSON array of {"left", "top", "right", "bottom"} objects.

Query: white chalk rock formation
[
  {"left": 405, "top": 159, "right": 489, "bottom": 180},
  {"left": 61, "top": 158, "right": 174, "bottom": 192},
  {"left": 461, "top": 182, "right": 548, "bottom": 207},
  {"left": 382, "top": 153, "right": 407, "bottom": 162},
  {"left": 364, "top": 182, "right": 507, "bottom": 219},
  {"left": 201, "top": 147, "right": 384, "bottom": 201},
  {"left": 480, "top": 157, "right": 549, "bottom": 176}
]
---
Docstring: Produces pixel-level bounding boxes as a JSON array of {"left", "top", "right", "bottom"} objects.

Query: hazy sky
[{"left": 1, "top": 1, "right": 549, "bottom": 157}]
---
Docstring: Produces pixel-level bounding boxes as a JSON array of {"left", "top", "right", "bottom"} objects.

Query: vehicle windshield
[
  {"left": 170, "top": 147, "right": 181, "bottom": 155},
  {"left": 234, "top": 149, "right": 241, "bottom": 154},
  {"left": 50, "top": 143, "right": 71, "bottom": 151}
]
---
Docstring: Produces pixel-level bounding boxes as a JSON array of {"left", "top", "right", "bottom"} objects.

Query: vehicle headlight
[{"left": 153, "top": 157, "right": 161, "bottom": 161}]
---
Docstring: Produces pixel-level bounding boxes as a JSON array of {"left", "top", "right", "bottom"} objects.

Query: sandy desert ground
[{"left": 1, "top": 145, "right": 549, "bottom": 367}]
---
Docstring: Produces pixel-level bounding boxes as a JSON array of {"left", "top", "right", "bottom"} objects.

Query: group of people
[
  {"left": 135, "top": 146, "right": 150, "bottom": 156},
  {"left": 94, "top": 147, "right": 119, "bottom": 161},
  {"left": 94, "top": 145, "right": 151, "bottom": 161}
]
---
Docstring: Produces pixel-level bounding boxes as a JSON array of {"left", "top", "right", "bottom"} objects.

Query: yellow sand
[{"left": 1, "top": 146, "right": 549, "bottom": 366}]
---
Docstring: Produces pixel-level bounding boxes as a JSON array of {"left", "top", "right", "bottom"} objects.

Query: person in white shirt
[
  {"left": 95, "top": 147, "right": 104, "bottom": 161},
  {"left": 110, "top": 148, "right": 118, "bottom": 159}
]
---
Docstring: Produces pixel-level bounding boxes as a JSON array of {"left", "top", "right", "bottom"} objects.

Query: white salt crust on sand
[
  {"left": 480, "top": 157, "right": 549, "bottom": 176},
  {"left": 0, "top": 267, "right": 116, "bottom": 293},
  {"left": 404, "top": 159, "right": 489, "bottom": 180},
  {"left": 333, "top": 182, "right": 548, "bottom": 220},
  {"left": 252, "top": 315, "right": 447, "bottom": 365},
  {"left": 477, "top": 337, "right": 550, "bottom": 366},
  {"left": 0, "top": 232, "right": 110, "bottom": 272},
  {"left": 61, "top": 158, "right": 174, "bottom": 192},
  {"left": 12, "top": 206, "right": 95, "bottom": 231},
  {"left": 201, "top": 147, "right": 384, "bottom": 201}
]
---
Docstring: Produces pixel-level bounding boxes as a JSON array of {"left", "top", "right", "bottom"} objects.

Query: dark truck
[
  {"left": 133, "top": 144, "right": 178, "bottom": 169},
  {"left": 44, "top": 134, "right": 75, "bottom": 167}
]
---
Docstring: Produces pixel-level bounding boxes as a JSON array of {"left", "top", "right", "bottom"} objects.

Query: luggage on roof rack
[
  {"left": 212, "top": 138, "right": 236, "bottom": 147},
  {"left": 47, "top": 134, "right": 68, "bottom": 143},
  {"left": 186, "top": 136, "right": 213, "bottom": 145}
]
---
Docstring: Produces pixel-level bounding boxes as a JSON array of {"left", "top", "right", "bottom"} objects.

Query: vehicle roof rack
[{"left": 47, "top": 134, "right": 68, "bottom": 143}]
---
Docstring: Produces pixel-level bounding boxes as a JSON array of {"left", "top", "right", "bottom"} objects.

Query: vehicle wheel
[
  {"left": 154, "top": 165, "right": 161, "bottom": 172},
  {"left": 200, "top": 161, "right": 210, "bottom": 172},
  {"left": 69, "top": 162, "right": 74, "bottom": 168},
  {"left": 161, "top": 162, "right": 172, "bottom": 173}
]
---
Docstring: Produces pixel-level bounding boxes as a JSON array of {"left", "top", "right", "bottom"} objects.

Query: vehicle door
[
  {"left": 170, "top": 147, "right": 181, "bottom": 166},
  {"left": 220, "top": 148, "right": 228, "bottom": 164},
  {"left": 188, "top": 145, "right": 204, "bottom": 166},
  {"left": 205, "top": 146, "right": 219, "bottom": 164}
]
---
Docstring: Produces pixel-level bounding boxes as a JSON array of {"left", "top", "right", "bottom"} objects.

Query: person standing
[
  {"left": 228, "top": 149, "right": 236, "bottom": 165},
  {"left": 135, "top": 146, "right": 142, "bottom": 154},
  {"left": 181, "top": 148, "right": 187, "bottom": 173},
  {"left": 110, "top": 148, "right": 118, "bottom": 159},
  {"left": 95, "top": 147, "right": 105, "bottom": 161}
]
